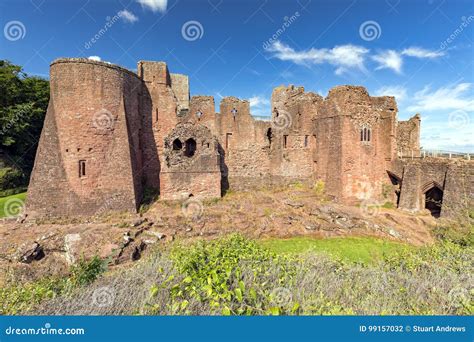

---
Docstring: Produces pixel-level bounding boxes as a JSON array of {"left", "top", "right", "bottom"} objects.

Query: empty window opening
[
  {"left": 172, "top": 139, "right": 182, "bottom": 151},
  {"left": 266, "top": 128, "right": 272, "bottom": 146},
  {"left": 283, "top": 135, "right": 288, "bottom": 148},
  {"left": 387, "top": 172, "right": 401, "bottom": 207},
  {"left": 425, "top": 186, "right": 443, "bottom": 218},
  {"left": 79, "top": 160, "right": 86, "bottom": 177},
  {"left": 231, "top": 108, "right": 238, "bottom": 121},
  {"left": 155, "top": 108, "right": 159, "bottom": 122},
  {"left": 360, "top": 126, "right": 371, "bottom": 142},
  {"left": 184, "top": 138, "right": 197, "bottom": 157},
  {"left": 226, "top": 133, "right": 232, "bottom": 149},
  {"left": 196, "top": 110, "right": 203, "bottom": 120},
  {"left": 304, "top": 135, "right": 309, "bottom": 147}
]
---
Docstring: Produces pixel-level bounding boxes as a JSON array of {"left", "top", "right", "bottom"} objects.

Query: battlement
[{"left": 27, "top": 59, "right": 472, "bottom": 220}]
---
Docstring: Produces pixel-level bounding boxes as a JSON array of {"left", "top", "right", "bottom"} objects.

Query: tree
[{"left": 0, "top": 60, "right": 49, "bottom": 190}]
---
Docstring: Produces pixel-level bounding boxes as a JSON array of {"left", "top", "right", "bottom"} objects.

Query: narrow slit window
[
  {"left": 284, "top": 135, "right": 288, "bottom": 148},
  {"left": 79, "top": 160, "right": 86, "bottom": 177},
  {"left": 304, "top": 135, "right": 309, "bottom": 147}
]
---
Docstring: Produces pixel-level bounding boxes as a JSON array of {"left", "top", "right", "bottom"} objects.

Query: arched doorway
[{"left": 424, "top": 185, "right": 443, "bottom": 218}]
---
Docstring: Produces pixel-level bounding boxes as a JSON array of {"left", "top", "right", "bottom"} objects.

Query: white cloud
[
  {"left": 88, "top": 56, "right": 101, "bottom": 61},
  {"left": 136, "top": 0, "right": 167, "bottom": 12},
  {"left": 249, "top": 95, "right": 270, "bottom": 117},
  {"left": 374, "top": 85, "right": 407, "bottom": 102},
  {"left": 401, "top": 47, "right": 445, "bottom": 59},
  {"left": 372, "top": 50, "right": 403, "bottom": 74},
  {"left": 266, "top": 41, "right": 368, "bottom": 75},
  {"left": 118, "top": 9, "right": 138, "bottom": 23},
  {"left": 406, "top": 83, "right": 474, "bottom": 112}
]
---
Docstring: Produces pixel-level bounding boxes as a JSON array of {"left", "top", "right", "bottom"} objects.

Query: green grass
[
  {"left": 0, "top": 192, "right": 27, "bottom": 218},
  {"left": 259, "top": 236, "right": 413, "bottom": 264}
]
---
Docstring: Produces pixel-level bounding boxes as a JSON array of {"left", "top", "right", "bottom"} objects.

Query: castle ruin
[{"left": 26, "top": 59, "right": 473, "bottom": 219}]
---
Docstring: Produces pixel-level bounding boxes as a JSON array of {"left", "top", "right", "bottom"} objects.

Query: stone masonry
[{"left": 26, "top": 58, "right": 473, "bottom": 219}]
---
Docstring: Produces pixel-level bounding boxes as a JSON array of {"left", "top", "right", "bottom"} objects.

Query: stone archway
[{"left": 422, "top": 181, "right": 443, "bottom": 218}]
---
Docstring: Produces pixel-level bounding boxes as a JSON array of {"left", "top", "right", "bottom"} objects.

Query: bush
[
  {"left": 0, "top": 167, "right": 24, "bottom": 191},
  {"left": 0, "top": 256, "right": 106, "bottom": 315},
  {"left": 432, "top": 223, "right": 473, "bottom": 247},
  {"left": 69, "top": 256, "right": 107, "bottom": 287},
  {"left": 32, "top": 236, "right": 474, "bottom": 316}
]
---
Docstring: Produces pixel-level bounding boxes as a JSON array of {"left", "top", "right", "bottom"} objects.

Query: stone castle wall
[{"left": 26, "top": 58, "right": 473, "bottom": 220}]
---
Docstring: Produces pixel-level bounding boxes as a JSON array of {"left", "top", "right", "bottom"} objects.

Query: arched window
[
  {"left": 360, "top": 125, "right": 371, "bottom": 142},
  {"left": 185, "top": 138, "right": 197, "bottom": 157}
]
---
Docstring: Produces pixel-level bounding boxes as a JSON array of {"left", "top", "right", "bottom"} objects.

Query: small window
[
  {"left": 196, "top": 110, "right": 203, "bottom": 120},
  {"left": 360, "top": 126, "right": 371, "bottom": 142},
  {"left": 231, "top": 108, "right": 237, "bottom": 121},
  {"left": 79, "top": 160, "right": 86, "bottom": 177},
  {"left": 172, "top": 139, "right": 182, "bottom": 150},
  {"left": 283, "top": 135, "right": 288, "bottom": 148},
  {"left": 184, "top": 138, "right": 197, "bottom": 157},
  {"left": 304, "top": 135, "right": 309, "bottom": 147},
  {"left": 155, "top": 108, "right": 159, "bottom": 122}
]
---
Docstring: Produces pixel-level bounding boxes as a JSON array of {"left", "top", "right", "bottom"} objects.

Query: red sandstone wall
[{"left": 27, "top": 59, "right": 142, "bottom": 217}]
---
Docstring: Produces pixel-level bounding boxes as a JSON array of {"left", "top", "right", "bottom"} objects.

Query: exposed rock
[
  {"left": 145, "top": 231, "right": 166, "bottom": 240},
  {"left": 17, "top": 242, "right": 45, "bottom": 263},
  {"left": 285, "top": 201, "right": 304, "bottom": 208},
  {"left": 388, "top": 228, "right": 402, "bottom": 238},
  {"left": 64, "top": 233, "right": 81, "bottom": 265}
]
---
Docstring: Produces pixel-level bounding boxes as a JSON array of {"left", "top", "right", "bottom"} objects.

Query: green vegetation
[
  {"left": 0, "top": 256, "right": 106, "bottom": 315},
  {"left": 0, "top": 60, "right": 49, "bottom": 192},
  {"left": 23, "top": 233, "right": 473, "bottom": 316},
  {"left": 0, "top": 191, "right": 26, "bottom": 218},
  {"left": 259, "top": 236, "right": 411, "bottom": 264}
]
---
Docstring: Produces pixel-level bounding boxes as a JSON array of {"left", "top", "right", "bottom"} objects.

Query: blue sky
[{"left": 1, "top": 0, "right": 473, "bottom": 151}]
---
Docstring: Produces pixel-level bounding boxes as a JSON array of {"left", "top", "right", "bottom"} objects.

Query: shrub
[
  {"left": 69, "top": 256, "right": 107, "bottom": 287},
  {"left": 32, "top": 236, "right": 473, "bottom": 316},
  {"left": 0, "top": 256, "right": 107, "bottom": 315},
  {"left": 0, "top": 167, "right": 24, "bottom": 191}
]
